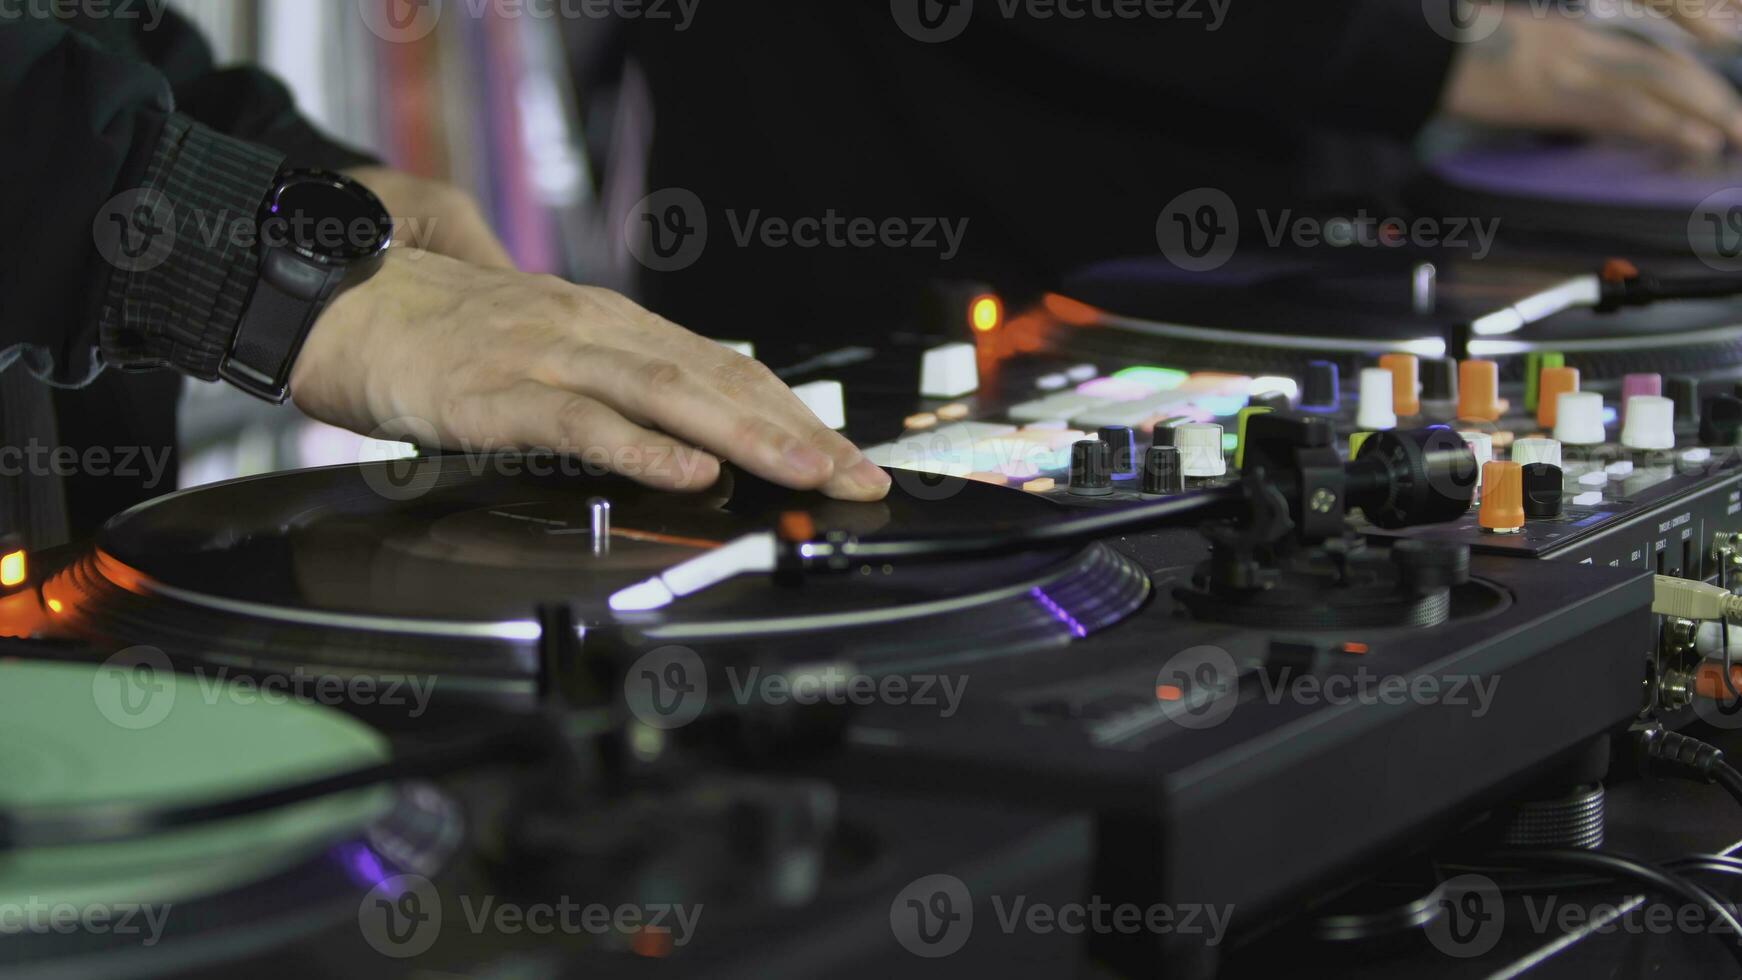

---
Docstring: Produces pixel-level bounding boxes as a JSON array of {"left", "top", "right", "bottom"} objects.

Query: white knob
[
  {"left": 1459, "top": 430, "right": 1493, "bottom": 498},
  {"left": 1510, "top": 437, "right": 1562, "bottom": 469},
  {"left": 791, "top": 380, "right": 847, "bottom": 430},
  {"left": 1356, "top": 368, "right": 1397, "bottom": 431},
  {"left": 1175, "top": 423, "right": 1227, "bottom": 478},
  {"left": 1553, "top": 392, "right": 1606, "bottom": 446},
  {"left": 920, "top": 343, "right": 981, "bottom": 399},
  {"left": 1620, "top": 395, "right": 1675, "bottom": 450}
]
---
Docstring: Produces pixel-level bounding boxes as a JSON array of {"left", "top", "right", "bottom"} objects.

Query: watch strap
[{"left": 221, "top": 249, "right": 344, "bottom": 403}]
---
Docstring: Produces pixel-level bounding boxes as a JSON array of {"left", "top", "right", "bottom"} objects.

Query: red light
[
  {"left": 1155, "top": 684, "right": 1184, "bottom": 702},
  {"left": 970, "top": 295, "right": 1002, "bottom": 333}
]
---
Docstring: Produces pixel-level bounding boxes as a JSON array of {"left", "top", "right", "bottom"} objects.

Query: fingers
[
  {"left": 1667, "top": 0, "right": 1742, "bottom": 46},
  {"left": 475, "top": 382, "right": 723, "bottom": 492},
  {"left": 722, "top": 362, "right": 892, "bottom": 501},
  {"left": 552, "top": 347, "right": 844, "bottom": 492},
  {"left": 1585, "top": 31, "right": 1742, "bottom": 154}
]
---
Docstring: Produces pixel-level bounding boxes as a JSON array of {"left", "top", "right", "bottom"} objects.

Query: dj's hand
[
  {"left": 1441, "top": 7, "right": 1742, "bottom": 158},
  {"left": 289, "top": 248, "right": 892, "bottom": 501},
  {"left": 343, "top": 166, "right": 518, "bottom": 270}
]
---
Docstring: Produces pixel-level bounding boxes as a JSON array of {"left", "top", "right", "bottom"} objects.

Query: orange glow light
[
  {"left": 46, "top": 598, "right": 63, "bottom": 614},
  {"left": 1155, "top": 684, "right": 1184, "bottom": 702},
  {"left": 0, "top": 550, "right": 24, "bottom": 588},
  {"left": 970, "top": 295, "right": 1003, "bottom": 333}
]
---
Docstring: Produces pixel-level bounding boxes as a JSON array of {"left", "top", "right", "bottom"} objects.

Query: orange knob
[
  {"left": 1378, "top": 353, "right": 1420, "bottom": 417},
  {"left": 1536, "top": 366, "right": 1580, "bottom": 430},
  {"left": 1478, "top": 460, "right": 1525, "bottom": 532},
  {"left": 1458, "top": 360, "right": 1504, "bottom": 422}
]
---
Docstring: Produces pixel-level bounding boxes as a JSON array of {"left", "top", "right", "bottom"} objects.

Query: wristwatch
[{"left": 220, "top": 169, "right": 393, "bottom": 403}]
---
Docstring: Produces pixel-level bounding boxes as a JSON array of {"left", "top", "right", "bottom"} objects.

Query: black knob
[
  {"left": 1345, "top": 427, "right": 1478, "bottom": 528},
  {"left": 1701, "top": 395, "right": 1742, "bottom": 445},
  {"left": 1152, "top": 421, "right": 1177, "bottom": 447},
  {"left": 1669, "top": 376, "right": 1701, "bottom": 426},
  {"left": 1069, "top": 440, "right": 1113, "bottom": 496},
  {"left": 1097, "top": 425, "right": 1136, "bottom": 477},
  {"left": 1301, "top": 360, "right": 1339, "bottom": 411},
  {"left": 1140, "top": 446, "right": 1184, "bottom": 495},
  {"left": 1521, "top": 462, "right": 1564, "bottom": 519},
  {"left": 1420, "top": 357, "right": 1458, "bottom": 404}
]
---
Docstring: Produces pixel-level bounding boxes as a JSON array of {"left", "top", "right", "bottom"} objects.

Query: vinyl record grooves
[{"left": 46, "top": 458, "right": 1151, "bottom": 687}]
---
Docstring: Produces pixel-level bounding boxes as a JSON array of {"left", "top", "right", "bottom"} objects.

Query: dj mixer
[{"left": 18, "top": 144, "right": 1742, "bottom": 978}]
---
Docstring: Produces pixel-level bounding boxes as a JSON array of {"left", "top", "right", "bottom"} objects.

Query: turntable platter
[{"left": 47, "top": 458, "right": 1150, "bottom": 683}]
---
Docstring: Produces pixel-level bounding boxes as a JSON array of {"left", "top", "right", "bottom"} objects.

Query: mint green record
[{"left": 0, "top": 660, "right": 393, "bottom": 911}]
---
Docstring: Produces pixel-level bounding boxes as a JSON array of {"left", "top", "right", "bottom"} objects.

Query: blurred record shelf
[{"left": 169, "top": 0, "right": 593, "bottom": 486}]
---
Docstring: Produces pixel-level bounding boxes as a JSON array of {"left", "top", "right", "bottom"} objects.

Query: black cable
[
  {"left": 1485, "top": 848, "right": 1742, "bottom": 966},
  {"left": 0, "top": 721, "right": 555, "bottom": 851},
  {"left": 1637, "top": 727, "right": 1742, "bottom": 811}
]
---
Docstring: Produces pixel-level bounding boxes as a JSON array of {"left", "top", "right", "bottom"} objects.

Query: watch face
[{"left": 263, "top": 172, "right": 393, "bottom": 264}]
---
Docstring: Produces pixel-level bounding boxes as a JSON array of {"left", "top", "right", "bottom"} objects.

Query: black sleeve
[
  {"left": 976, "top": 0, "right": 1460, "bottom": 141},
  {"left": 0, "top": 20, "right": 286, "bottom": 386},
  {"left": 121, "top": 5, "right": 380, "bottom": 172}
]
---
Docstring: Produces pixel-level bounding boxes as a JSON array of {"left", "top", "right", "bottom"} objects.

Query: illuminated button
[
  {"left": 1536, "top": 367, "right": 1579, "bottom": 430},
  {"left": 1024, "top": 419, "right": 1068, "bottom": 431},
  {"left": 1021, "top": 477, "right": 1056, "bottom": 493},
  {"left": 1036, "top": 373, "right": 1069, "bottom": 391},
  {"left": 1378, "top": 354, "right": 1420, "bottom": 416},
  {"left": 921, "top": 343, "right": 980, "bottom": 398},
  {"left": 1458, "top": 360, "right": 1504, "bottom": 422},
  {"left": 0, "top": 549, "right": 25, "bottom": 588},
  {"left": 1249, "top": 376, "right": 1300, "bottom": 404},
  {"left": 965, "top": 471, "right": 1009, "bottom": 486},
  {"left": 1460, "top": 431, "right": 1493, "bottom": 499},
  {"left": 1604, "top": 460, "right": 1634, "bottom": 478},
  {"left": 1356, "top": 368, "right": 1397, "bottom": 431},
  {"left": 1620, "top": 395, "right": 1675, "bottom": 451},
  {"left": 1077, "top": 377, "right": 1153, "bottom": 401},
  {"left": 1572, "top": 490, "right": 1603, "bottom": 507},
  {"left": 1178, "top": 373, "right": 1252, "bottom": 396},
  {"left": 1175, "top": 423, "right": 1227, "bottom": 478},
  {"left": 792, "top": 380, "right": 847, "bottom": 430},
  {"left": 1478, "top": 461, "right": 1525, "bottom": 533},
  {"left": 970, "top": 294, "right": 1003, "bottom": 333},
  {"left": 1684, "top": 447, "right": 1714, "bottom": 464},
  {"left": 1523, "top": 351, "right": 1564, "bottom": 413},
  {"left": 904, "top": 413, "right": 938, "bottom": 430},
  {"left": 1553, "top": 392, "right": 1606, "bottom": 446},
  {"left": 1347, "top": 431, "right": 1375, "bottom": 459},
  {"left": 936, "top": 403, "right": 971, "bottom": 421},
  {"left": 1066, "top": 363, "right": 1098, "bottom": 383},
  {"left": 1578, "top": 471, "right": 1608, "bottom": 488},
  {"left": 1113, "top": 366, "right": 1189, "bottom": 391},
  {"left": 1234, "top": 406, "right": 1273, "bottom": 469},
  {"left": 1510, "top": 437, "right": 1562, "bottom": 469}
]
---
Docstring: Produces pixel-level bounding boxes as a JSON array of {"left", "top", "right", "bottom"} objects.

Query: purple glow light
[{"left": 1031, "top": 587, "right": 1088, "bottom": 639}]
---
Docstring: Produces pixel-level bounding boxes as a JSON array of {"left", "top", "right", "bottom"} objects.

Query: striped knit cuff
[{"left": 97, "top": 114, "right": 285, "bottom": 381}]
